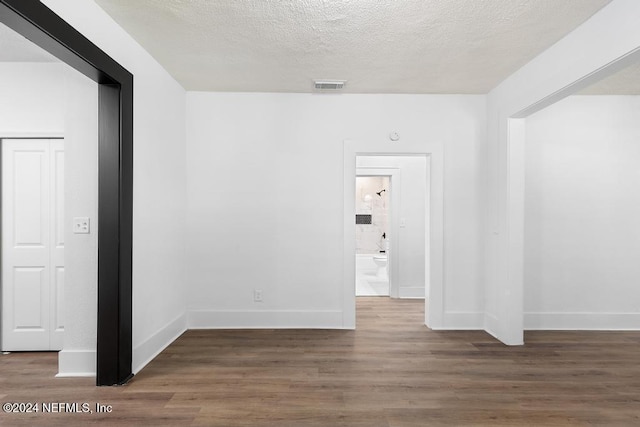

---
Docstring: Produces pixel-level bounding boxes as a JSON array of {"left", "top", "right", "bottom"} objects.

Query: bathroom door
[{"left": 1, "top": 139, "right": 65, "bottom": 351}]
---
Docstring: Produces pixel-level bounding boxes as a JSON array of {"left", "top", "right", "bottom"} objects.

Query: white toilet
[{"left": 372, "top": 254, "right": 388, "bottom": 279}]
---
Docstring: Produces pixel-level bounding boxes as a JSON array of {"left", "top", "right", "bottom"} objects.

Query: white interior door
[{"left": 2, "top": 138, "right": 64, "bottom": 351}]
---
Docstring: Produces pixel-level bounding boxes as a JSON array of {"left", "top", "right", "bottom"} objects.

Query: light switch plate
[{"left": 73, "top": 217, "right": 90, "bottom": 234}]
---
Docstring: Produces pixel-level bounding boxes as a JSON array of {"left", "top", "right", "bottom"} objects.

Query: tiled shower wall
[{"left": 355, "top": 176, "right": 389, "bottom": 255}]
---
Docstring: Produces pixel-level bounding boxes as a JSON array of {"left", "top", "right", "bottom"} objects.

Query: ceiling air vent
[{"left": 314, "top": 80, "right": 345, "bottom": 91}]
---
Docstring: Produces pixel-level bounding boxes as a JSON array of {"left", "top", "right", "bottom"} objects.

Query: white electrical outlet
[
  {"left": 253, "top": 289, "right": 263, "bottom": 302},
  {"left": 73, "top": 217, "right": 90, "bottom": 234}
]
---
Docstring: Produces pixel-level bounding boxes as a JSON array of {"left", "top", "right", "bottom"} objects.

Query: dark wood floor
[{"left": 1, "top": 297, "right": 640, "bottom": 426}]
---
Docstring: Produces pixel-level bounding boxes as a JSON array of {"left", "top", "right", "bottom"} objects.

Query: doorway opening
[
  {"left": 355, "top": 174, "right": 393, "bottom": 297},
  {"left": 0, "top": 1, "right": 133, "bottom": 385},
  {"left": 496, "top": 47, "right": 640, "bottom": 345},
  {"left": 0, "top": 22, "right": 100, "bottom": 376},
  {"left": 343, "top": 140, "right": 444, "bottom": 330}
]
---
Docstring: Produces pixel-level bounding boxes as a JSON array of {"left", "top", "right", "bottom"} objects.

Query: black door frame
[{"left": 0, "top": 0, "right": 133, "bottom": 386}]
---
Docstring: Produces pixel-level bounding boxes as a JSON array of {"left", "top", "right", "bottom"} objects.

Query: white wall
[
  {"left": 524, "top": 95, "right": 640, "bottom": 329},
  {"left": 41, "top": 0, "right": 189, "bottom": 374},
  {"left": 60, "top": 66, "right": 99, "bottom": 376},
  {"left": 186, "top": 93, "right": 485, "bottom": 328},
  {"left": 357, "top": 156, "right": 426, "bottom": 299},
  {"left": 0, "top": 62, "right": 65, "bottom": 134},
  {"left": 486, "top": 0, "right": 640, "bottom": 344}
]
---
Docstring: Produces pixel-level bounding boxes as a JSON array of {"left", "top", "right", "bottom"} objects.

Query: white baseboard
[
  {"left": 432, "top": 311, "right": 484, "bottom": 330},
  {"left": 525, "top": 312, "right": 640, "bottom": 330},
  {"left": 483, "top": 312, "right": 501, "bottom": 339},
  {"left": 133, "top": 313, "right": 187, "bottom": 374},
  {"left": 399, "top": 287, "right": 425, "bottom": 299},
  {"left": 57, "top": 349, "right": 96, "bottom": 377},
  {"left": 188, "top": 309, "right": 343, "bottom": 329}
]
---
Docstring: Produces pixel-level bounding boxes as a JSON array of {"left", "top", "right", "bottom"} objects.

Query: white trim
[
  {"left": 132, "top": 313, "right": 187, "bottom": 374},
  {"left": 524, "top": 312, "right": 640, "bottom": 331},
  {"left": 513, "top": 46, "right": 640, "bottom": 119},
  {"left": 0, "top": 132, "right": 64, "bottom": 139},
  {"left": 56, "top": 349, "right": 95, "bottom": 377},
  {"left": 438, "top": 311, "right": 484, "bottom": 330},
  {"left": 188, "top": 310, "right": 344, "bottom": 329},
  {"left": 344, "top": 140, "right": 444, "bottom": 330},
  {"left": 503, "top": 118, "right": 525, "bottom": 345},
  {"left": 484, "top": 313, "right": 501, "bottom": 341},
  {"left": 398, "top": 287, "right": 424, "bottom": 299}
]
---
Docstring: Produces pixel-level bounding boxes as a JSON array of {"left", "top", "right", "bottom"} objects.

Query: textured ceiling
[
  {"left": 0, "top": 23, "right": 58, "bottom": 62},
  {"left": 93, "top": 0, "right": 613, "bottom": 93}
]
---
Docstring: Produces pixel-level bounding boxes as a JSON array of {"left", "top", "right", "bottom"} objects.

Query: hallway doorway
[
  {"left": 355, "top": 173, "right": 394, "bottom": 297},
  {"left": 0, "top": 2, "right": 133, "bottom": 385},
  {"left": 343, "top": 140, "right": 444, "bottom": 330}
]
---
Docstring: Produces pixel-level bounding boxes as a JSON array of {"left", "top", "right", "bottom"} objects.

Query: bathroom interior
[{"left": 355, "top": 176, "right": 390, "bottom": 296}]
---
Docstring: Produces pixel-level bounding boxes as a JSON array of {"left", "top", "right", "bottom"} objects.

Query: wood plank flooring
[{"left": 1, "top": 297, "right": 640, "bottom": 426}]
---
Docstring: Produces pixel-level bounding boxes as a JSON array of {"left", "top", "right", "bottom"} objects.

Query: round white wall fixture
[{"left": 389, "top": 132, "right": 400, "bottom": 141}]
